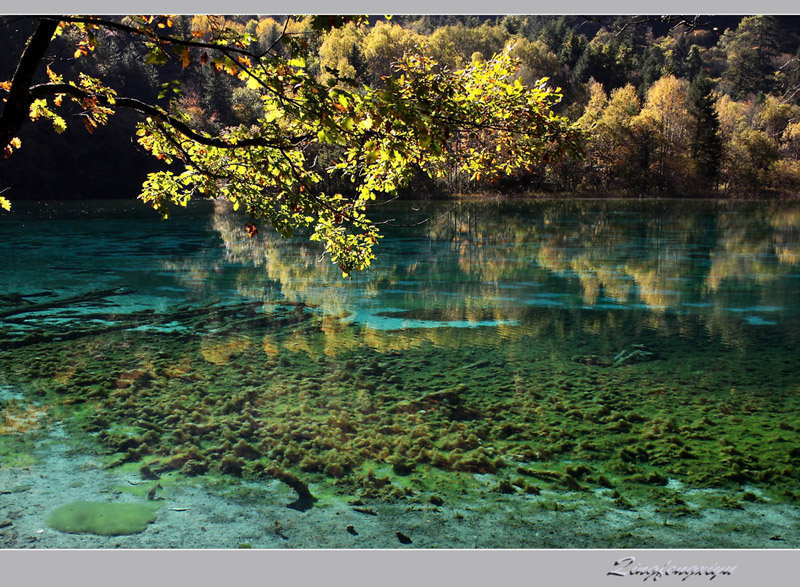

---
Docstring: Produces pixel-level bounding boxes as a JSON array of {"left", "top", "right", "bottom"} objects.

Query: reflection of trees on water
[
  {"left": 167, "top": 200, "right": 800, "bottom": 355},
  {"left": 424, "top": 200, "right": 800, "bottom": 347},
  {"left": 706, "top": 206, "right": 800, "bottom": 291},
  {"left": 425, "top": 200, "right": 800, "bottom": 306}
]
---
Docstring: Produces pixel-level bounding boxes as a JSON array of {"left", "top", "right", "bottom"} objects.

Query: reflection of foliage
[
  {"left": 425, "top": 200, "right": 800, "bottom": 315},
  {"left": 213, "top": 199, "right": 800, "bottom": 316},
  {"left": 204, "top": 201, "right": 526, "bottom": 353},
  {"left": 196, "top": 200, "right": 800, "bottom": 355},
  {"left": 706, "top": 205, "right": 800, "bottom": 292}
]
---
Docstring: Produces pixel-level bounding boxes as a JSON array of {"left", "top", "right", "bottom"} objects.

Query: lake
[{"left": 1, "top": 198, "right": 799, "bottom": 548}]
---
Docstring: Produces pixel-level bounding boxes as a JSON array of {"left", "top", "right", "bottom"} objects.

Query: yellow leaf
[
  {"left": 0, "top": 196, "right": 10, "bottom": 211},
  {"left": 46, "top": 65, "right": 61, "bottom": 83},
  {"left": 10, "top": 137, "right": 21, "bottom": 149},
  {"left": 174, "top": 46, "right": 191, "bottom": 68},
  {"left": 53, "top": 116, "right": 67, "bottom": 134}
]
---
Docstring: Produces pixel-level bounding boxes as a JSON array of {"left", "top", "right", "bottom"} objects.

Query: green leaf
[{"left": 145, "top": 47, "right": 169, "bottom": 66}]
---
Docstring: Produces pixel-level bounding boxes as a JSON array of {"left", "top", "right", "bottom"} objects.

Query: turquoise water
[{"left": 1, "top": 198, "right": 800, "bottom": 547}]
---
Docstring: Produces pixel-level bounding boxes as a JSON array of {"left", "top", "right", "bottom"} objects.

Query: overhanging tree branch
[
  {"left": 26, "top": 82, "right": 312, "bottom": 149},
  {"left": 0, "top": 14, "right": 583, "bottom": 274}
]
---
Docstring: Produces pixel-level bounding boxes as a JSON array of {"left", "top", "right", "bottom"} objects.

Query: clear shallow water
[{"left": 1, "top": 198, "right": 800, "bottom": 547}]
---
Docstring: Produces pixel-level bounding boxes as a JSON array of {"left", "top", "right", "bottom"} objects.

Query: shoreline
[{"left": 4, "top": 192, "right": 800, "bottom": 207}]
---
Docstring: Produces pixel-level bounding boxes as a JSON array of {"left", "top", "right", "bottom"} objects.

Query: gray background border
[{"left": 0, "top": 548, "right": 796, "bottom": 586}]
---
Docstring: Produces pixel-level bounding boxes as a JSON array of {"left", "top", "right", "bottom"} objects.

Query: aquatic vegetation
[
  {"left": 46, "top": 501, "right": 158, "bottom": 536},
  {"left": 3, "top": 301, "right": 793, "bottom": 514},
  {"left": 0, "top": 402, "right": 48, "bottom": 434}
]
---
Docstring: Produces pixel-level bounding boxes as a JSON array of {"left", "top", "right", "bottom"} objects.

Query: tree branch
[
  {"left": 27, "top": 82, "right": 312, "bottom": 150},
  {"left": 38, "top": 15, "right": 268, "bottom": 61}
]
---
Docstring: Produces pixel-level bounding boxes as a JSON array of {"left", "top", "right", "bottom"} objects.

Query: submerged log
[
  {"left": 0, "top": 297, "right": 315, "bottom": 350},
  {"left": 0, "top": 287, "right": 130, "bottom": 319}
]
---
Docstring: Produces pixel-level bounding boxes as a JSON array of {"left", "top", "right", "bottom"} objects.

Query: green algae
[
  {"left": 2, "top": 292, "right": 800, "bottom": 547},
  {"left": 0, "top": 434, "right": 39, "bottom": 468},
  {"left": 46, "top": 501, "right": 159, "bottom": 536}
]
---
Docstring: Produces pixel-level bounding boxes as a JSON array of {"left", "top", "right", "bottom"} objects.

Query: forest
[{"left": 3, "top": 14, "right": 800, "bottom": 201}]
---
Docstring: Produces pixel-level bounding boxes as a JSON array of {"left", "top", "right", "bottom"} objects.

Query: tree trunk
[{"left": 0, "top": 18, "right": 58, "bottom": 151}]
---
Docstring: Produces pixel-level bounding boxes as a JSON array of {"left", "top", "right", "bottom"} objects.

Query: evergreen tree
[
  {"left": 558, "top": 29, "right": 587, "bottom": 69},
  {"left": 721, "top": 15, "right": 780, "bottom": 98},
  {"left": 571, "top": 39, "right": 631, "bottom": 91},
  {"left": 538, "top": 16, "right": 581, "bottom": 55},
  {"left": 639, "top": 46, "right": 665, "bottom": 94},
  {"left": 668, "top": 33, "right": 689, "bottom": 78},
  {"left": 688, "top": 72, "right": 722, "bottom": 189},
  {"left": 685, "top": 45, "right": 703, "bottom": 80}
]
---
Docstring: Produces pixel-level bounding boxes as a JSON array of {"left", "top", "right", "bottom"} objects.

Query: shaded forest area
[{"left": 3, "top": 14, "right": 800, "bottom": 200}]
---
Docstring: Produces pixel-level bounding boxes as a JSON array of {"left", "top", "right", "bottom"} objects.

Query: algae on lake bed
[
  {"left": 4, "top": 299, "right": 800, "bottom": 518},
  {"left": 46, "top": 501, "right": 158, "bottom": 536}
]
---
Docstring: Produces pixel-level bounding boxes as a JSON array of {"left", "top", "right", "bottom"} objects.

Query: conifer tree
[
  {"left": 721, "top": 15, "right": 780, "bottom": 98},
  {"left": 688, "top": 72, "right": 722, "bottom": 189}
]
